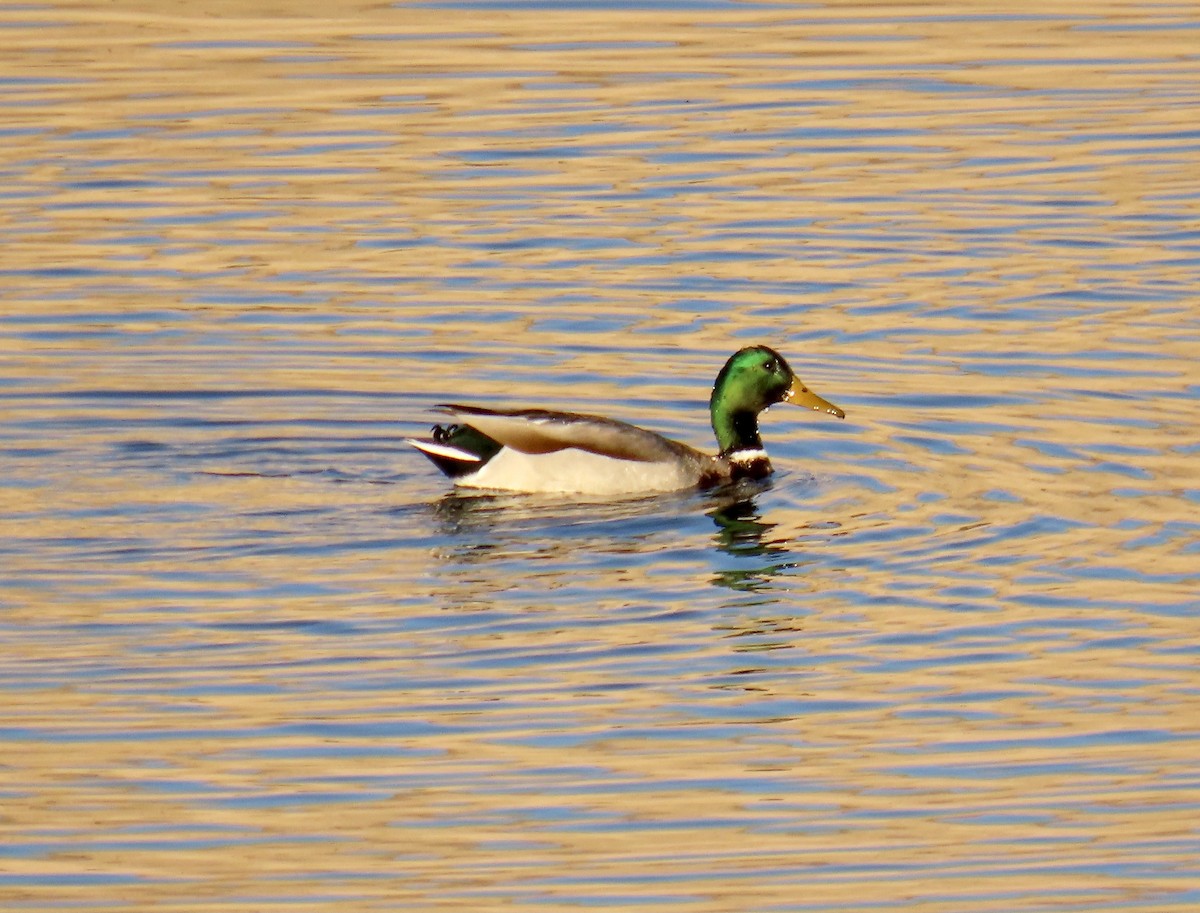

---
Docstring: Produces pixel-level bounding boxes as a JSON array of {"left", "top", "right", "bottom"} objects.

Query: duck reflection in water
[
  {"left": 425, "top": 478, "right": 809, "bottom": 593},
  {"left": 707, "top": 482, "right": 810, "bottom": 592}
]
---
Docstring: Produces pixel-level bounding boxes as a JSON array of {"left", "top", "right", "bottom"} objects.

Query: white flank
[
  {"left": 456, "top": 446, "right": 699, "bottom": 496},
  {"left": 405, "top": 438, "right": 482, "bottom": 462}
]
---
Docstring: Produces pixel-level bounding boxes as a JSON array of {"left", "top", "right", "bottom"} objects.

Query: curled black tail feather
[{"left": 411, "top": 422, "right": 503, "bottom": 479}]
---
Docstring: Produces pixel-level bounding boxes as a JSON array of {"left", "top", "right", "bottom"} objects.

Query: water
[{"left": 2, "top": 1, "right": 1198, "bottom": 910}]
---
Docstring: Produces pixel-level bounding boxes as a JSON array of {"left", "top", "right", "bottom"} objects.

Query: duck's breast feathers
[{"left": 435, "top": 404, "right": 700, "bottom": 464}]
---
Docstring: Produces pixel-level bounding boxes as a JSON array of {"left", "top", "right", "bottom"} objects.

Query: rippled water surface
[{"left": 3, "top": 1, "right": 1198, "bottom": 910}]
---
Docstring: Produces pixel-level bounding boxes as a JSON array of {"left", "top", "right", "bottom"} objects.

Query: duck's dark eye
[{"left": 763, "top": 359, "right": 777, "bottom": 373}]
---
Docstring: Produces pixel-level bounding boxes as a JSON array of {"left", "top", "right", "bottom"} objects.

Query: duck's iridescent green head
[{"left": 710, "top": 345, "right": 844, "bottom": 456}]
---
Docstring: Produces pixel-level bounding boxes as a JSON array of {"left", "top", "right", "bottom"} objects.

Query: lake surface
[{"left": 2, "top": 1, "right": 1198, "bottom": 910}]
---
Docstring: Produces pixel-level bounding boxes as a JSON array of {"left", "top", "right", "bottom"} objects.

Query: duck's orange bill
[{"left": 784, "top": 377, "right": 845, "bottom": 419}]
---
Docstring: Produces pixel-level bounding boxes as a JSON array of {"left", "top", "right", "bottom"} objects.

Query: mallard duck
[{"left": 407, "top": 345, "right": 844, "bottom": 496}]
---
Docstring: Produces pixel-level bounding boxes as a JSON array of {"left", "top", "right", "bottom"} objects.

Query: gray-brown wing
[{"left": 436, "top": 404, "right": 705, "bottom": 464}]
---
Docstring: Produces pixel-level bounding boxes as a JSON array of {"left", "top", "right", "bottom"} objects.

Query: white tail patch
[{"left": 405, "top": 438, "right": 482, "bottom": 462}]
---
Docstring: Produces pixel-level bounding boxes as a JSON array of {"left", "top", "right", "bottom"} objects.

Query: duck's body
[
  {"left": 408, "top": 345, "right": 843, "bottom": 496},
  {"left": 416, "top": 405, "right": 729, "bottom": 495}
]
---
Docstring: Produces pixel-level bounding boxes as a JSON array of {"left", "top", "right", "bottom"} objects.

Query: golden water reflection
[{"left": 2, "top": 1, "right": 1198, "bottom": 911}]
